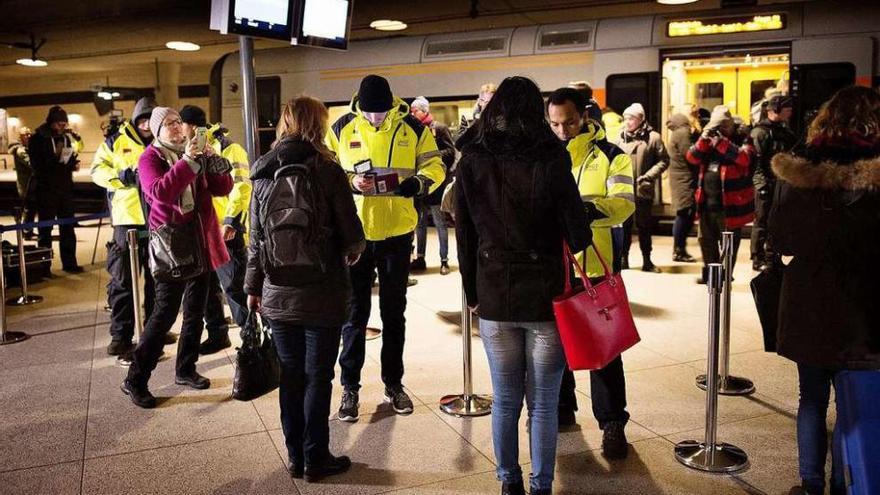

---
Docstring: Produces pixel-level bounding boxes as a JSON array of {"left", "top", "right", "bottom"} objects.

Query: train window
[
  {"left": 790, "top": 62, "right": 855, "bottom": 136},
  {"left": 750, "top": 79, "right": 777, "bottom": 107},
  {"left": 695, "top": 82, "right": 724, "bottom": 111},
  {"left": 256, "top": 77, "right": 281, "bottom": 129},
  {"left": 606, "top": 72, "right": 660, "bottom": 129}
]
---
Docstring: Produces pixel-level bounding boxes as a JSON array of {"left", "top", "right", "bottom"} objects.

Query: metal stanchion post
[
  {"left": 117, "top": 229, "right": 145, "bottom": 366},
  {"left": 676, "top": 264, "right": 748, "bottom": 472},
  {"left": 696, "top": 232, "right": 755, "bottom": 395},
  {"left": 7, "top": 213, "right": 43, "bottom": 306},
  {"left": 0, "top": 233, "right": 30, "bottom": 345},
  {"left": 440, "top": 286, "right": 492, "bottom": 417}
]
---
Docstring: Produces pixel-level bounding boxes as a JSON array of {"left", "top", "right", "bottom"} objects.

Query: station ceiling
[{"left": 0, "top": 0, "right": 803, "bottom": 80}]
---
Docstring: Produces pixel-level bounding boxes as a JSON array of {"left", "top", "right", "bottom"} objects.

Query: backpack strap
[{"left": 274, "top": 162, "right": 310, "bottom": 181}]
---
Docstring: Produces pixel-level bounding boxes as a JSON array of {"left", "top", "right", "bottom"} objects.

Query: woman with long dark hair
[
  {"left": 246, "top": 96, "right": 365, "bottom": 482},
  {"left": 770, "top": 86, "right": 880, "bottom": 495},
  {"left": 455, "top": 77, "right": 591, "bottom": 495}
]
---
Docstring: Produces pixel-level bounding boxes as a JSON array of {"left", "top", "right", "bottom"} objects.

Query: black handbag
[
  {"left": 232, "top": 312, "right": 281, "bottom": 401},
  {"left": 148, "top": 221, "right": 205, "bottom": 282},
  {"left": 750, "top": 267, "right": 783, "bottom": 353}
]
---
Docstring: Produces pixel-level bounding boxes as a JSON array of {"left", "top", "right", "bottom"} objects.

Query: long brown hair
[
  {"left": 274, "top": 96, "right": 335, "bottom": 161},
  {"left": 808, "top": 86, "right": 880, "bottom": 142}
]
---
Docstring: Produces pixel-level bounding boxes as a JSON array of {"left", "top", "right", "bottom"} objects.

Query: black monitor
[
  {"left": 227, "top": 0, "right": 295, "bottom": 41},
  {"left": 292, "top": 0, "right": 353, "bottom": 51}
]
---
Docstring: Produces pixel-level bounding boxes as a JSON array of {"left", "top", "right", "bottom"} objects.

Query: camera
[{"left": 706, "top": 128, "right": 720, "bottom": 138}]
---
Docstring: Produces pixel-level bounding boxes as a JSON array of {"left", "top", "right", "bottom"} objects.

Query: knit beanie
[
  {"left": 149, "top": 107, "right": 177, "bottom": 140},
  {"left": 706, "top": 105, "right": 732, "bottom": 130},
  {"left": 132, "top": 97, "right": 157, "bottom": 124},
  {"left": 622, "top": 103, "right": 645, "bottom": 120},
  {"left": 179, "top": 105, "right": 208, "bottom": 127},
  {"left": 410, "top": 96, "right": 430, "bottom": 114},
  {"left": 358, "top": 75, "right": 393, "bottom": 112},
  {"left": 46, "top": 105, "right": 68, "bottom": 124}
]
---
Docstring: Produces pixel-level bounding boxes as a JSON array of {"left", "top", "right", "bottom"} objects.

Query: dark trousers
[
  {"left": 127, "top": 272, "right": 210, "bottom": 387},
  {"left": 622, "top": 198, "right": 655, "bottom": 262},
  {"left": 673, "top": 206, "right": 696, "bottom": 251},
  {"left": 339, "top": 233, "right": 412, "bottom": 391},
  {"left": 107, "top": 226, "right": 155, "bottom": 343},
  {"left": 205, "top": 235, "right": 249, "bottom": 339},
  {"left": 37, "top": 189, "right": 77, "bottom": 269},
  {"left": 270, "top": 320, "right": 341, "bottom": 466},
  {"left": 698, "top": 210, "right": 742, "bottom": 270},
  {"left": 750, "top": 186, "right": 775, "bottom": 264},
  {"left": 560, "top": 357, "right": 630, "bottom": 428}
]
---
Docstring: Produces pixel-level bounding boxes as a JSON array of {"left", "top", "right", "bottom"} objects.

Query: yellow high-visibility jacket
[
  {"left": 90, "top": 121, "right": 148, "bottom": 226},
  {"left": 208, "top": 124, "right": 251, "bottom": 240},
  {"left": 327, "top": 95, "right": 445, "bottom": 241},
  {"left": 567, "top": 122, "right": 635, "bottom": 278}
]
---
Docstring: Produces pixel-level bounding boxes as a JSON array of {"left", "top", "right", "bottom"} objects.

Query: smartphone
[{"left": 194, "top": 126, "right": 208, "bottom": 151}]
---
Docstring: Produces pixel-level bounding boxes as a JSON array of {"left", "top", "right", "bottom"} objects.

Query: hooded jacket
[
  {"left": 28, "top": 123, "right": 81, "bottom": 194},
  {"left": 750, "top": 118, "right": 797, "bottom": 190},
  {"left": 666, "top": 114, "right": 697, "bottom": 211},
  {"left": 245, "top": 137, "right": 365, "bottom": 327},
  {"left": 455, "top": 125, "right": 590, "bottom": 322},
  {"left": 326, "top": 95, "right": 445, "bottom": 241},
  {"left": 617, "top": 122, "right": 669, "bottom": 200},
  {"left": 91, "top": 120, "right": 151, "bottom": 226},
  {"left": 769, "top": 138, "right": 880, "bottom": 369}
]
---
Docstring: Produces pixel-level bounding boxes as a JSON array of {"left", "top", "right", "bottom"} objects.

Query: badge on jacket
[{"left": 350, "top": 141, "right": 361, "bottom": 149}]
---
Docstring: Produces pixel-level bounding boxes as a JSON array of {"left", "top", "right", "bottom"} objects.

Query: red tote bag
[{"left": 552, "top": 242, "right": 640, "bottom": 371}]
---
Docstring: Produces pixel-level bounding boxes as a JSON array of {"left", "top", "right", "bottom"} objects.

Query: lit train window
[
  {"left": 750, "top": 79, "right": 777, "bottom": 108},
  {"left": 695, "top": 82, "right": 724, "bottom": 112}
]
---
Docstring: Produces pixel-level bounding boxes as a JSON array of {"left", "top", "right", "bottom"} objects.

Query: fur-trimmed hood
[{"left": 771, "top": 153, "right": 880, "bottom": 191}]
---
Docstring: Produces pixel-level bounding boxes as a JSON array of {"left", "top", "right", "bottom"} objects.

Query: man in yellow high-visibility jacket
[
  {"left": 327, "top": 75, "right": 445, "bottom": 422},
  {"left": 548, "top": 87, "right": 636, "bottom": 460},
  {"left": 91, "top": 97, "right": 157, "bottom": 357},
  {"left": 179, "top": 105, "right": 251, "bottom": 355}
]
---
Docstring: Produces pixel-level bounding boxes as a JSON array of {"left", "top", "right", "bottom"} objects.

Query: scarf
[
  {"left": 154, "top": 140, "right": 196, "bottom": 214},
  {"left": 620, "top": 120, "right": 652, "bottom": 144},
  {"left": 417, "top": 112, "right": 434, "bottom": 127}
]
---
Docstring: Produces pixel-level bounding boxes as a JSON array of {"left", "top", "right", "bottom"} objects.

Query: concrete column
[{"left": 153, "top": 62, "right": 181, "bottom": 108}]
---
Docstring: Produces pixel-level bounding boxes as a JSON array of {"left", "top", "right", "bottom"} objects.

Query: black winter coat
[
  {"left": 424, "top": 121, "right": 456, "bottom": 206},
  {"left": 455, "top": 126, "right": 591, "bottom": 322},
  {"left": 769, "top": 140, "right": 880, "bottom": 369},
  {"left": 245, "top": 137, "right": 366, "bottom": 327},
  {"left": 751, "top": 119, "right": 797, "bottom": 191},
  {"left": 27, "top": 123, "right": 78, "bottom": 195}
]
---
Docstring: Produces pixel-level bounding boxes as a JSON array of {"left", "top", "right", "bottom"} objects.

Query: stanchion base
[
  {"left": 674, "top": 440, "right": 749, "bottom": 473},
  {"left": 7, "top": 295, "right": 44, "bottom": 306},
  {"left": 695, "top": 374, "right": 756, "bottom": 396},
  {"left": 439, "top": 394, "right": 492, "bottom": 417},
  {"left": 0, "top": 331, "right": 30, "bottom": 345},
  {"left": 366, "top": 327, "right": 382, "bottom": 341}
]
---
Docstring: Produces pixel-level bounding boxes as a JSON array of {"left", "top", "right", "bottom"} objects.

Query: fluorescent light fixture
[
  {"left": 111, "top": 91, "right": 121, "bottom": 97},
  {"left": 8, "top": 117, "right": 21, "bottom": 128},
  {"left": 370, "top": 19, "right": 407, "bottom": 31},
  {"left": 657, "top": 0, "right": 698, "bottom": 4},
  {"left": 16, "top": 58, "right": 47, "bottom": 67},
  {"left": 166, "top": 41, "right": 201, "bottom": 51},
  {"left": 97, "top": 91, "right": 113, "bottom": 100},
  {"left": 68, "top": 113, "right": 83, "bottom": 125}
]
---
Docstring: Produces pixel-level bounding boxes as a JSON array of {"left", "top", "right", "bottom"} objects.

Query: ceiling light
[
  {"left": 166, "top": 41, "right": 201, "bottom": 51},
  {"left": 97, "top": 91, "right": 113, "bottom": 100},
  {"left": 657, "top": 0, "right": 699, "bottom": 4},
  {"left": 16, "top": 58, "right": 47, "bottom": 67},
  {"left": 68, "top": 113, "right": 83, "bottom": 125},
  {"left": 111, "top": 91, "right": 121, "bottom": 97},
  {"left": 370, "top": 20, "right": 408, "bottom": 31}
]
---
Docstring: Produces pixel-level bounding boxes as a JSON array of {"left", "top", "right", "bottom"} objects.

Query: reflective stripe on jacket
[
  {"left": 567, "top": 123, "right": 635, "bottom": 278},
  {"left": 326, "top": 95, "right": 445, "bottom": 241},
  {"left": 90, "top": 121, "right": 147, "bottom": 226}
]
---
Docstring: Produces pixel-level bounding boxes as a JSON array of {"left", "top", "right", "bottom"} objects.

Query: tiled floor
[{"left": 0, "top": 220, "right": 812, "bottom": 494}]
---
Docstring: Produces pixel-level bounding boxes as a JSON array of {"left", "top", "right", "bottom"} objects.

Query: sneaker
[
  {"left": 409, "top": 257, "right": 427, "bottom": 272},
  {"left": 440, "top": 261, "right": 451, "bottom": 275},
  {"left": 107, "top": 340, "right": 134, "bottom": 356},
  {"left": 384, "top": 386, "right": 414, "bottom": 415},
  {"left": 601, "top": 421, "right": 629, "bottom": 459},
  {"left": 673, "top": 248, "right": 696, "bottom": 263},
  {"left": 199, "top": 335, "right": 232, "bottom": 355},
  {"left": 175, "top": 372, "right": 211, "bottom": 390},
  {"left": 337, "top": 390, "right": 359, "bottom": 422},
  {"left": 304, "top": 454, "right": 351, "bottom": 482},
  {"left": 121, "top": 379, "right": 156, "bottom": 408}
]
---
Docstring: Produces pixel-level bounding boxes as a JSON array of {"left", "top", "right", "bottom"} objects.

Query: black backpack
[{"left": 258, "top": 159, "right": 329, "bottom": 285}]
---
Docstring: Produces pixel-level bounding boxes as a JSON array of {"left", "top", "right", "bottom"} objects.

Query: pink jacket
[{"left": 138, "top": 144, "right": 234, "bottom": 271}]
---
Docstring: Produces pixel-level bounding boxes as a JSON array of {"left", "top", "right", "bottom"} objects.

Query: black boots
[
  {"left": 409, "top": 257, "right": 427, "bottom": 272},
  {"left": 304, "top": 454, "right": 352, "bottom": 482},
  {"left": 501, "top": 481, "right": 526, "bottom": 495},
  {"left": 641, "top": 258, "right": 661, "bottom": 273},
  {"left": 673, "top": 248, "right": 696, "bottom": 263},
  {"left": 601, "top": 421, "right": 629, "bottom": 459},
  {"left": 107, "top": 340, "right": 134, "bottom": 356},
  {"left": 121, "top": 380, "right": 156, "bottom": 409},
  {"left": 199, "top": 335, "right": 232, "bottom": 355}
]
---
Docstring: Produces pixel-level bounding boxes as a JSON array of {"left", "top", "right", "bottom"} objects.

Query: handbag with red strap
[{"left": 552, "top": 241, "right": 640, "bottom": 370}]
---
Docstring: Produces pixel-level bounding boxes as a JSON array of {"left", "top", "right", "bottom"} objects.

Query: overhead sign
[
  {"left": 211, "top": 0, "right": 353, "bottom": 50},
  {"left": 667, "top": 14, "right": 786, "bottom": 38},
  {"left": 293, "top": 0, "right": 353, "bottom": 51}
]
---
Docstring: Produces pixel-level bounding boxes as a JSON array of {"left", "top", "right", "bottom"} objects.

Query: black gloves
[
  {"left": 395, "top": 176, "right": 422, "bottom": 198},
  {"left": 118, "top": 168, "right": 138, "bottom": 187},
  {"left": 584, "top": 202, "right": 607, "bottom": 223}
]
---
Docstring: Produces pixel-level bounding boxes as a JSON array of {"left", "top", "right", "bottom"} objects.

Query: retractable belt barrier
[{"left": 0, "top": 211, "right": 110, "bottom": 233}]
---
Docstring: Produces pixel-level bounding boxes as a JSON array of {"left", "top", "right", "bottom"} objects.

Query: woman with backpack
[{"left": 245, "top": 96, "right": 365, "bottom": 482}]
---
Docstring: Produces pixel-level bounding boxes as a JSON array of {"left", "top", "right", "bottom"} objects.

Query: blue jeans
[
  {"left": 415, "top": 204, "right": 449, "bottom": 262},
  {"left": 270, "top": 320, "right": 341, "bottom": 466},
  {"left": 480, "top": 319, "right": 566, "bottom": 492},
  {"left": 797, "top": 364, "right": 845, "bottom": 494}
]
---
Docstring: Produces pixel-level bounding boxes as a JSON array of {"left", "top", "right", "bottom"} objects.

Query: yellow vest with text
[
  {"left": 326, "top": 96, "right": 445, "bottom": 241},
  {"left": 567, "top": 123, "right": 635, "bottom": 278},
  {"left": 89, "top": 121, "right": 147, "bottom": 226}
]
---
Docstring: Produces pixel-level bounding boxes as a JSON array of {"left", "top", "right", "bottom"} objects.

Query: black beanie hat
[
  {"left": 358, "top": 75, "right": 393, "bottom": 113},
  {"left": 767, "top": 95, "right": 793, "bottom": 113},
  {"left": 46, "top": 105, "right": 68, "bottom": 125},
  {"left": 179, "top": 105, "right": 208, "bottom": 127}
]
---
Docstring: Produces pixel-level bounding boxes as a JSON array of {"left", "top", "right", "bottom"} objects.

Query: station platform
[{"left": 0, "top": 221, "right": 816, "bottom": 495}]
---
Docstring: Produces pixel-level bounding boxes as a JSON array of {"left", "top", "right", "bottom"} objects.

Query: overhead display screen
[
  {"left": 228, "top": 0, "right": 294, "bottom": 41},
  {"left": 293, "top": 0, "right": 353, "bottom": 50},
  {"left": 668, "top": 14, "right": 786, "bottom": 38}
]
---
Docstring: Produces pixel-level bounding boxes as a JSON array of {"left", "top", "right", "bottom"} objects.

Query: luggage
[
  {"left": 835, "top": 370, "right": 880, "bottom": 495},
  {"left": 232, "top": 312, "right": 281, "bottom": 401},
  {"left": 1, "top": 241, "right": 52, "bottom": 287},
  {"left": 749, "top": 267, "right": 783, "bottom": 352}
]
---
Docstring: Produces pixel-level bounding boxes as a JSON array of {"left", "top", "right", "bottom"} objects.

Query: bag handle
[{"left": 561, "top": 240, "right": 613, "bottom": 293}]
